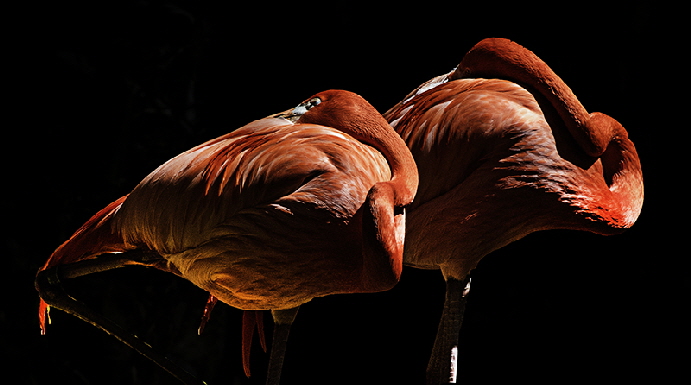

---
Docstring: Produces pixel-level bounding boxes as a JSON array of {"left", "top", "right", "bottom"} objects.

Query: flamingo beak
[{"left": 270, "top": 97, "right": 322, "bottom": 122}]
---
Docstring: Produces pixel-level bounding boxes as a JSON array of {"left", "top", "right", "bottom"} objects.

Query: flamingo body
[
  {"left": 384, "top": 38, "right": 643, "bottom": 383},
  {"left": 386, "top": 40, "right": 643, "bottom": 280},
  {"left": 115, "top": 119, "right": 393, "bottom": 310},
  {"left": 37, "top": 89, "right": 418, "bottom": 384}
]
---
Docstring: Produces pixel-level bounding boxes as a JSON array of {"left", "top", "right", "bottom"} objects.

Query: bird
[
  {"left": 384, "top": 38, "right": 644, "bottom": 384},
  {"left": 36, "top": 89, "right": 419, "bottom": 385}
]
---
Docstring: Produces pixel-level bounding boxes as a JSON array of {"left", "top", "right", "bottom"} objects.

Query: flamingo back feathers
[
  {"left": 115, "top": 120, "right": 391, "bottom": 255},
  {"left": 109, "top": 118, "right": 393, "bottom": 310}
]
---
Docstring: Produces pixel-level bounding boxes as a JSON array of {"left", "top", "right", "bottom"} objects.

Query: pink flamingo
[
  {"left": 385, "top": 38, "right": 643, "bottom": 383},
  {"left": 36, "top": 89, "right": 418, "bottom": 384}
]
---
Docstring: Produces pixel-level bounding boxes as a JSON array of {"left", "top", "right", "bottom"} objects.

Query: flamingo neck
[
  {"left": 455, "top": 38, "right": 610, "bottom": 157},
  {"left": 352, "top": 123, "right": 419, "bottom": 207},
  {"left": 589, "top": 113, "right": 644, "bottom": 228},
  {"left": 298, "top": 99, "right": 418, "bottom": 207},
  {"left": 454, "top": 39, "right": 643, "bottom": 230}
]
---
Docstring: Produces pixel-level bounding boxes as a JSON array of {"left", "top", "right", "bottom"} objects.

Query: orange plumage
[
  {"left": 37, "top": 89, "right": 418, "bottom": 384},
  {"left": 385, "top": 38, "right": 643, "bottom": 383}
]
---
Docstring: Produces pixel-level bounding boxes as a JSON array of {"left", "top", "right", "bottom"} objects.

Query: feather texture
[{"left": 114, "top": 118, "right": 392, "bottom": 309}]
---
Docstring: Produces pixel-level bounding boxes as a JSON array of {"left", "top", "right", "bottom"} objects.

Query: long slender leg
[
  {"left": 266, "top": 307, "right": 299, "bottom": 385},
  {"left": 426, "top": 276, "right": 471, "bottom": 384},
  {"left": 35, "top": 251, "right": 206, "bottom": 385},
  {"left": 241, "top": 310, "right": 268, "bottom": 377}
]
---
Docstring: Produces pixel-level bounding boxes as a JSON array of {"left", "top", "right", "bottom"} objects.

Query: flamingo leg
[
  {"left": 426, "top": 276, "right": 471, "bottom": 384},
  {"left": 35, "top": 251, "right": 206, "bottom": 385},
  {"left": 198, "top": 294, "right": 218, "bottom": 335},
  {"left": 266, "top": 307, "right": 300, "bottom": 385},
  {"left": 241, "top": 310, "right": 268, "bottom": 378}
]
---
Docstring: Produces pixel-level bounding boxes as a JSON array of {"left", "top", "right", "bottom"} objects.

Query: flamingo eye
[
  {"left": 306, "top": 97, "right": 321, "bottom": 109},
  {"left": 292, "top": 97, "right": 322, "bottom": 116}
]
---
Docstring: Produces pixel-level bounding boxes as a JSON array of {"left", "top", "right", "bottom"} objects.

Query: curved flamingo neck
[
  {"left": 454, "top": 38, "right": 611, "bottom": 157},
  {"left": 298, "top": 90, "right": 419, "bottom": 207},
  {"left": 454, "top": 39, "right": 643, "bottom": 229},
  {"left": 590, "top": 113, "right": 644, "bottom": 227},
  {"left": 351, "top": 122, "right": 419, "bottom": 207}
]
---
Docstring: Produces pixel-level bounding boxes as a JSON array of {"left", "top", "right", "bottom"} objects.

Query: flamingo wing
[{"left": 386, "top": 78, "right": 546, "bottom": 210}]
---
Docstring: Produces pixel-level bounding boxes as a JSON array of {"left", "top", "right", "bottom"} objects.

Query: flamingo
[
  {"left": 36, "top": 89, "right": 418, "bottom": 385},
  {"left": 384, "top": 38, "right": 644, "bottom": 384}
]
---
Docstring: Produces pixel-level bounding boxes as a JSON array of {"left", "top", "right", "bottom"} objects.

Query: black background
[{"left": 4, "top": 1, "right": 686, "bottom": 384}]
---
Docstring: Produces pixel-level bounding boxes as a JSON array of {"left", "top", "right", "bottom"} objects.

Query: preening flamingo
[
  {"left": 385, "top": 38, "right": 644, "bottom": 384},
  {"left": 36, "top": 89, "right": 418, "bottom": 384}
]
